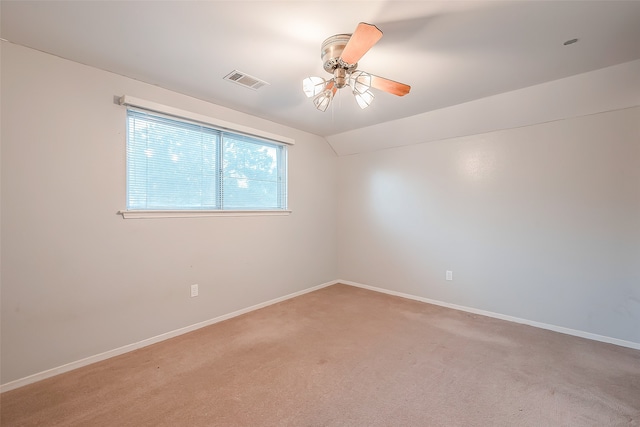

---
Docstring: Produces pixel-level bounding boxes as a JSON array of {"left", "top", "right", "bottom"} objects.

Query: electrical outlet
[
  {"left": 190, "top": 284, "right": 199, "bottom": 297},
  {"left": 446, "top": 270, "right": 453, "bottom": 281}
]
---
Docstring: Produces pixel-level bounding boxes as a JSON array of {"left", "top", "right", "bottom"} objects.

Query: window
[{"left": 123, "top": 106, "right": 289, "bottom": 217}]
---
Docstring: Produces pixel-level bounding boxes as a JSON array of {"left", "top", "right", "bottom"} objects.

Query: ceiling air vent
[{"left": 223, "top": 70, "right": 269, "bottom": 90}]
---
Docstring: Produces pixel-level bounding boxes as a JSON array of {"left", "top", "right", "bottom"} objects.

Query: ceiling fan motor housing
[
  {"left": 321, "top": 34, "right": 358, "bottom": 87},
  {"left": 305, "top": 23, "right": 410, "bottom": 111}
]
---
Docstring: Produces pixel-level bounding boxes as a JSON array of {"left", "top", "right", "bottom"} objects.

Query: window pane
[
  {"left": 222, "top": 135, "right": 281, "bottom": 209},
  {"left": 127, "top": 110, "right": 219, "bottom": 210}
]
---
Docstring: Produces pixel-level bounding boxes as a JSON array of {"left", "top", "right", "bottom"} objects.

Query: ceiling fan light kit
[{"left": 303, "top": 22, "right": 411, "bottom": 112}]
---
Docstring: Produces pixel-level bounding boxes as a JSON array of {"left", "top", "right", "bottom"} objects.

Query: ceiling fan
[{"left": 303, "top": 22, "right": 411, "bottom": 111}]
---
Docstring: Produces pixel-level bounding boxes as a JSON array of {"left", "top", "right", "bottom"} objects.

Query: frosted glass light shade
[
  {"left": 303, "top": 76, "right": 326, "bottom": 98},
  {"left": 313, "top": 90, "right": 333, "bottom": 111},
  {"left": 354, "top": 89, "right": 374, "bottom": 109},
  {"left": 312, "top": 82, "right": 337, "bottom": 112},
  {"left": 349, "top": 71, "right": 372, "bottom": 95}
]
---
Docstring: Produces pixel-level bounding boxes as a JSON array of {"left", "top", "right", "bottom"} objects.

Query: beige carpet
[{"left": 1, "top": 284, "right": 639, "bottom": 426}]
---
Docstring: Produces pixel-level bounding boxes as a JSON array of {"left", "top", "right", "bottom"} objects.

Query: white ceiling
[{"left": 2, "top": 1, "right": 640, "bottom": 138}]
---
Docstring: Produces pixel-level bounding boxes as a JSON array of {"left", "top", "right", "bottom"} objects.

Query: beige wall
[
  {"left": 337, "top": 106, "right": 640, "bottom": 344},
  {"left": 1, "top": 42, "right": 338, "bottom": 384}
]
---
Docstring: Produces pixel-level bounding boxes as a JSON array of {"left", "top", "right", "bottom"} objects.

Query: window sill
[{"left": 119, "top": 210, "right": 292, "bottom": 219}]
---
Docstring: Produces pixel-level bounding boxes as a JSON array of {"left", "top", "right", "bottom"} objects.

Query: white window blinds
[{"left": 126, "top": 108, "right": 287, "bottom": 211}]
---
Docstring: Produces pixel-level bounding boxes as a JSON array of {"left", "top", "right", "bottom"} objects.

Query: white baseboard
[
  {"left": 3, "top": 278, "right": 637, "bottom": 393},
  {"left": 339, "top": 280, "right": 640, "bottom": 351},
  {"left": 0, "top": 280, "right": 339, "bottom": 393}
]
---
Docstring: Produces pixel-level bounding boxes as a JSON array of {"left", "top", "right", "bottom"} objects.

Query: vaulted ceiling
[{"left": 2, "top": 1, "right": 640, "bottom": 138}]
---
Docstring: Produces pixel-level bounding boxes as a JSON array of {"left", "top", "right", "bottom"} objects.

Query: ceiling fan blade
[
  {"left": 340, "top": 22, "right": 383, "bottom": 65},
  {"left": 370, "top": 75, "right": 411, "bottom": 96}
]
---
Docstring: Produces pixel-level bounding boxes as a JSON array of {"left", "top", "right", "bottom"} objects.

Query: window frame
[{"left": 118, "top": 96, "right": 293, "bottom": 219}]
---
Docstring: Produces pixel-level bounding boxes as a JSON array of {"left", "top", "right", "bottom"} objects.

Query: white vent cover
[{"left": 223, "top": 70, "right": 269, "bottom": 90}]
